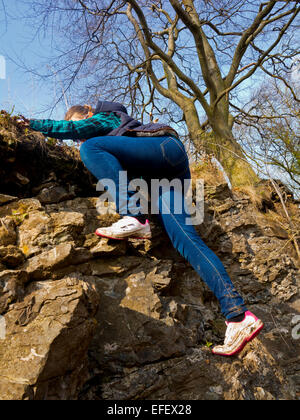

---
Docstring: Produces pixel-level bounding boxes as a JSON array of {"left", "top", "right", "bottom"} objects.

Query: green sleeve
[{"left": 29, "top": 113, "right": 120, "bottom": 140}]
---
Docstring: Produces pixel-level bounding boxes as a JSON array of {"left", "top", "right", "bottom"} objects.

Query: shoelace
[
  {"left": 112, "top": 217, "right": 138, "bottom": 229},
  {"left": 224, "top": 320, "right": 247, "bottom": 345},
  {"left": 224, "top": 317, "right": 253, "bottom": 345},
  {"left": 223, "top": 323, "right": 236, "bottom": 345}
]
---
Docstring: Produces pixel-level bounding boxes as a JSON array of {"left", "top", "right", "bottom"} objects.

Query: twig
[
  {"left": 270, "top": 312, "right": 291, "bottom": 351},
  {"left": 0, "top": 218, "right": 9, "bottom": 232},
  {"left": 269, "top": 178, "right": 300, "bottom": 261}
]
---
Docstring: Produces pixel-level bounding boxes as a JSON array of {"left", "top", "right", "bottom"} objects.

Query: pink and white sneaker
[
  {"left": 212, "top": 311, "right": 264, "bottom": 357},
  {"left": 95, "top": 216, "right": 152, "bottom": 240}
]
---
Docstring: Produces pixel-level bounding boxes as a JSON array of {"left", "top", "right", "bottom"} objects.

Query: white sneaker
[
  {"left": 212, "top": 311, "right": 264, "bottom": 357},
  {"left": 95, "top": 216, "right": 152, "bottom": 240}
]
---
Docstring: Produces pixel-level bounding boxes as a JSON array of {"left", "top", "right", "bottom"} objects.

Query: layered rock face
[{"left": 0, "top": 114, "right": 299, "bottom": 400}]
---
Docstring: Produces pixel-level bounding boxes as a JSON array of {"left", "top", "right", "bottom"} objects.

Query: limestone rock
[
  {"left": 0, "top": 217, "right": 17, "bottom": 246},
  {"left": 0, "top": 245, "right": 25, "bottom": 268},
  {"left": 0, "top": 188, "right": 298, "bottom": 400},
  {"left": 100, "top": 343, "right": 293, "bottom": 400},
  {"left": 18, "top": 211, "right": 53, "bottom": 257},
  {"left": 22, "top": 243, "right": 76, "bottom": 280},
  {"left": 36, "top": 185, "right": 75, "bottom": 204},
  {"left": 0, "top": 194, "right": 18, "bottom": 205},
  {"left": 0, "top": 274, "right": 99, "bottom": 400},
  {"left": 89, "top": 237, "right": 127, "bottom": 257},
  {"left": 0, "top": 118, "right": 299, "bottom": 400},
  {"left": 0, "top": 269, "right": 28, "bottom": 315}
]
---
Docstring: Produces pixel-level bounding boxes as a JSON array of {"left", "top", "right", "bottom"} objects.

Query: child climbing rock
[{"left": 20, "top": 101, "right": 264, "bottom": 356}]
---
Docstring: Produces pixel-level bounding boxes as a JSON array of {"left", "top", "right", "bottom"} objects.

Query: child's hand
[{"left": 16, "top": 115, "right": 30, "bottom": 128}]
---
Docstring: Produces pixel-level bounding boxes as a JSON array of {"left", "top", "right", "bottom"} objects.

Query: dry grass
[
  {"left": 190, "top": 153, "right": 300, "bottom": 262},
  {"left": 235, "top": 182, "right": 299, "bottom": 261},
  {"left": 0, "top": 109, "right": 82, "bottom": 164},
  {"left": 60, "top": 144, "right": 81, "bottom": 161},
  {"left": 254, "top": 201, "right": 300, "bottom": 263},
  {"left": 232, "top": 184, "right": 273, "bottom": 209},
  {"left": 190, "top": 157, "right": 226, "bottom": 187}
]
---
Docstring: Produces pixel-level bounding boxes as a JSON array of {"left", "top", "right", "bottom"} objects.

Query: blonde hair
[{"left": 65, "top": 104, "right": 95, "bottom": 120}]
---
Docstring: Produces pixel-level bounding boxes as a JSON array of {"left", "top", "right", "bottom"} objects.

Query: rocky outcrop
[
  {"left": 0, "top": 110, "right": 96, "bottom": 200},
  {"left": 0, "top": 113, "right": 299, "bottom": 400},
  {"left": 0, "top": 187, "right": 299, "bottom": 400},
  {"left": 0, "top": 274, "right": 99, "bottom": 400}
]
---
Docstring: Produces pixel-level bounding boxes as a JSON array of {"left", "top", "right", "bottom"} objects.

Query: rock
[
  {"left": 0, "top": 245, "right": 25, "bottom": 268},
  {"left": 18, "top": 211, "right": 53, "bottom": 257},
  {"left": 0, "top": 216, "right": 17, "bottom": 246},
  {"left": 14, "top": 172, "right": 30, "bottom": 185},
  {"left": 36, "top": 185, "right": 75, "bottom": 204},
  {"left": 220, "top": 212, "right": 258, "bottom": 232},
  {"left": 204, "top": 183, "right": 232, "bottom": 201},
  {"left": 231, "top": 234, "right": 249, "bottom": 254},
  {"left": 0, "top": 115, "right": 96, "bottom": 198},
  {"left": 100, "top": 342, "right": 293, "bottom": 400},
  {"left": 50, "top": 211, "right": 85, "bottom": 232},
  {"left": 89, "top": 237, "right": 127, "bottom": 256},
  {"left": 146, "top": 259, "right": 173, "bottom": 292},
  {"left": 0, "top": 269, "right": 28, "bottom": 314},
  {"left": 1, "top": 116, "right": 300, "bottom": 400},
  {"left": 50, "top": 211, "right": 85, "bottom": 244},
  {"left": 88, "top": 255, "right": 141, "bottom": 277},
  {"left": 22, "top": 243, "right": 75, "bottom": 280},
  {"left": 0, "top": 187, "right": 299, "bottom": 400},
  {"left": 0, "top": 185, "right": 298, "bottom": 400},
  {"left": 18, "top": 209, "right": 86, "bottom": 257},
  {"left": 270, "top": 273, "right": 298, "bottom": 302},
  {"left": 0, "top": 194, "right": 18, "bottom": 205},
  {"left": 0, "top": 198, "right": 43, "bottom": 219},
  {"left": 0, "top": 274, "right": 99, "bottom": 400}
]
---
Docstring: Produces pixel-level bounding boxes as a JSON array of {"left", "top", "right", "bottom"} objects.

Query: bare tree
[
  {"left": 24, "top": 0, "right": 300, "bottom": 187},
  {"left": 0, "top": 0, "right": 9, "bottom": 34},
  {"left": 235, "top": 77, "right": 300, "bottom": 195}
]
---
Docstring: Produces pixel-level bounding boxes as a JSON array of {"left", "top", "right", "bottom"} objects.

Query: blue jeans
[{"left": 80, "top": 135, "right": 247, "bottom": 319}]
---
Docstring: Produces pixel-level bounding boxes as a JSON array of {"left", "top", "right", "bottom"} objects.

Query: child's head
[{"left": 65, "top": 104, "right": 94, "bottom": 121}]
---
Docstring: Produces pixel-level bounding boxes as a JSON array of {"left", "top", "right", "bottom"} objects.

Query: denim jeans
[{"left": 80, "top": 135, "right": 247, "bottom": 319}]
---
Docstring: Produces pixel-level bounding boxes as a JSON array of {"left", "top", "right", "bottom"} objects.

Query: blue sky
[
  {"left": 0, "top": 1, "right": 298, "bottom": 121},
  {"left": 0, "top": 0, "right": 266, "bottom": 121},
  {"left": 0, "top": 0, "right": 299, "bottom": 194},
  {"left": 0, "top": 0, "right": 66, "bottom": 119}
]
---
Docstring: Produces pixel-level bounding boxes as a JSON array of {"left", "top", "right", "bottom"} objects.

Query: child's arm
[{"left": 29, "top": 113, "right": 121, "bottom": 140}]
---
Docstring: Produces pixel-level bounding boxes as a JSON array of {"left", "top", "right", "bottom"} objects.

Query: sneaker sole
[
  {"left": 95, "top": 231, "right": 152, "bottom": 240},
  {"left": 212, "top": 321, "right": 264, "bottom": 357}
]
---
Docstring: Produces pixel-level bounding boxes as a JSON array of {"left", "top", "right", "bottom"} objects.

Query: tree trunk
[
  {"left": 209, "top": 133, "right": 260, "bottom": 187},
  {"left": 183, "top": 103, "right": 260, "bottom": 187}
]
